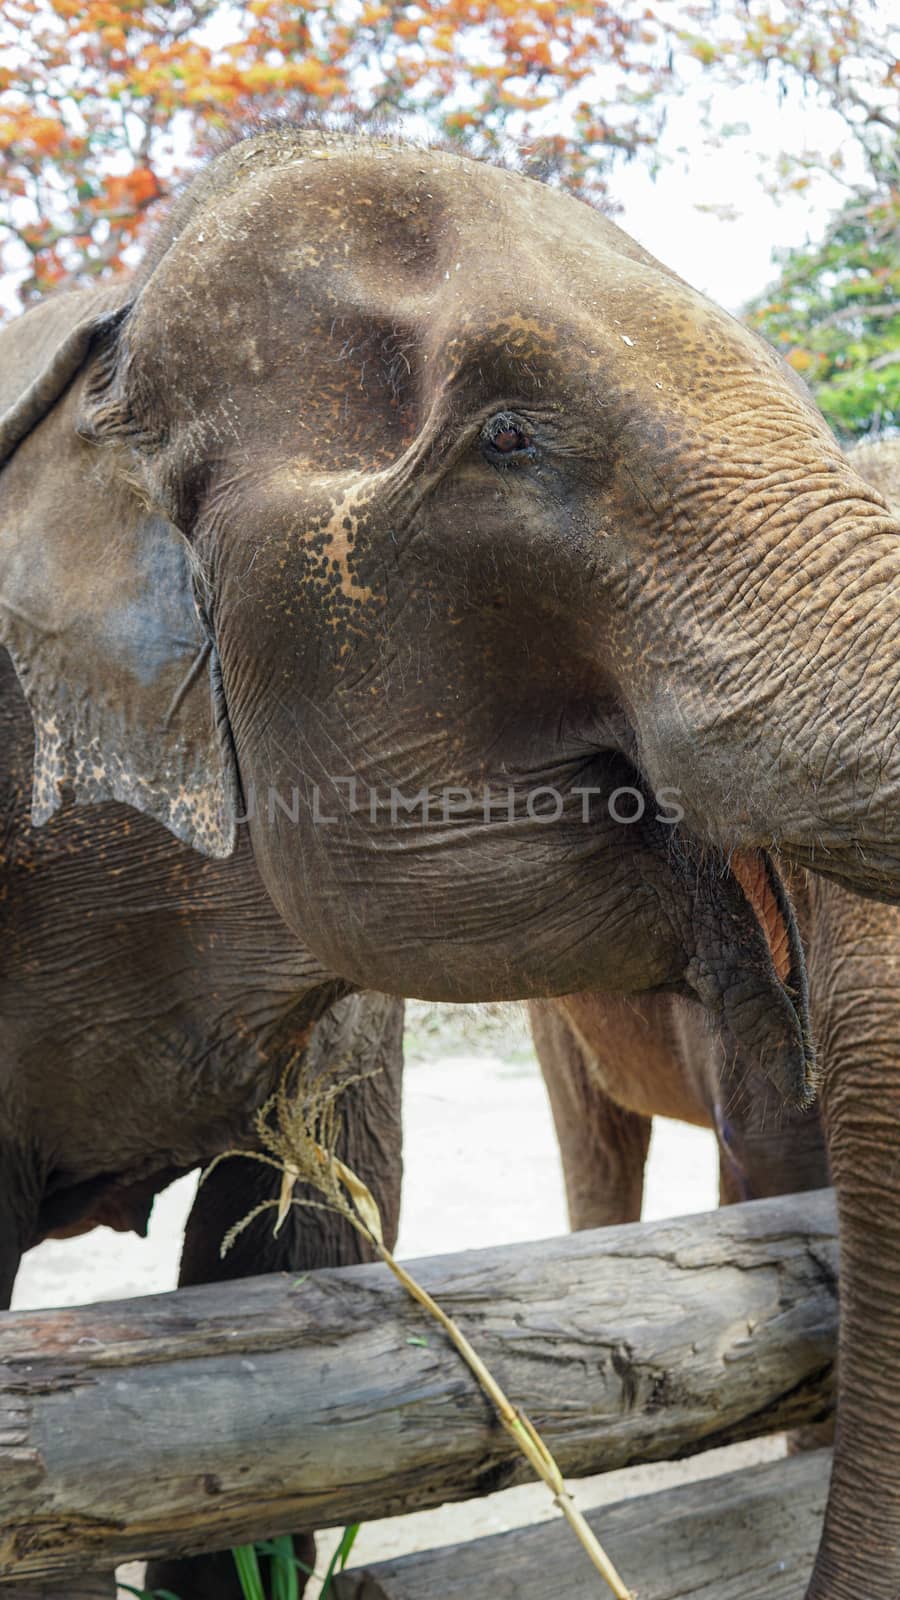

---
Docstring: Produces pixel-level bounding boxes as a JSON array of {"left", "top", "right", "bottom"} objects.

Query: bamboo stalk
[{"left": 327, "top": 1155, "right": 635, "bottom": 1600}]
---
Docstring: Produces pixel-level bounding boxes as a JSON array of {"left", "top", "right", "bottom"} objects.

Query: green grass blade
[
  {"left": 269, "top": 1534, "right": 300, "bottom": 1600},
  {"left": 320, "top": 1523, "right": 361, "bottom": 1595},
  {"left": 336, "top": 1523, "right": 360, "bottom": 1571},
  {"left": 255, "top": 1535, "right": 315, "bottom": 1579},
  {"left": 232, "top": 1542, "right": 267, "bottom": 1600}
]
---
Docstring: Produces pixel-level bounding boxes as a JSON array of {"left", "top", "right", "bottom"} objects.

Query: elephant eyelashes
[{"left": 480, "top": 413, "right": 535, "bottom": 467}]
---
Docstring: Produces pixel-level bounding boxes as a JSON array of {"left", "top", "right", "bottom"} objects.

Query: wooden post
[{"left": 0, "top": 1189, "right": 837, "bottom": 1584}]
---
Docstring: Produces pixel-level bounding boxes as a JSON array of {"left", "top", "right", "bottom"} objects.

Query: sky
[{"left": 600, "top": 81, "right": 860, "bottom": 313}]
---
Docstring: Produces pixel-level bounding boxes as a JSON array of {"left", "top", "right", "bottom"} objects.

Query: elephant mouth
[
  {"left": 729, "top": 850, "right": 794, "bottom": 986},
  {"left": 718, "top": 847, "right": 815, "bottom": 1109}
]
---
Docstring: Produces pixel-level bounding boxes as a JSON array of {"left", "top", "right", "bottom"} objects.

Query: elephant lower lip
[
  {"left": 728, "top": 847, "right": 816, "bottom": 1105},
  {"left": 729, "top": 849, "right": 792, "bottom": 983}
]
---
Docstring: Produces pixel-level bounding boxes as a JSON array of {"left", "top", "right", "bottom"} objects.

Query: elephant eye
[{"left": 480, "top": 413, "right": 535, "bottom": 466}]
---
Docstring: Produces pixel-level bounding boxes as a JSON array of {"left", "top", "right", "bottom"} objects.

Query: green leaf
[{"left": 746, "top": 186, "right": 900, "bottom": 439}]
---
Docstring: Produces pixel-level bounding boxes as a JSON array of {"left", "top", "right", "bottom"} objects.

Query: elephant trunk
[
  {"left": 633, "top": 479, "right": 900, "bottom": 899},
  {"left": 807, "top": 1182, "right": 900, "bottom": 1599},
  {"left": 804, "top": 880, "right": 900, "bottom": 1598},
  {"left": 715, "top": 1092, "right": 828, "bottom": 1205}
]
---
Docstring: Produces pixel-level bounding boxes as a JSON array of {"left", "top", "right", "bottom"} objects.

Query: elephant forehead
[
  {"left": 127, "top": 143, "right": 700, "bottom": 396},
  {"left": 147, "top": 140, "right": 651, "bottom": 307},
  {"left": 124, "top": 134, "right": 832, "bottom": 481}
]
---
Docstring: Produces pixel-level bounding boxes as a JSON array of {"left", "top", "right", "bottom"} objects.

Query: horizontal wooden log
[
  {"left": 0, "top": 1189, "right": 837, "bottom": 1583},
  {"left": 334, "top": 1448, "right": 832, "bottom": 1599}
]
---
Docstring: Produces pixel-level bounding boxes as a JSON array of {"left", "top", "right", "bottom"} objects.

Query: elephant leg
[
  {"left": 0, "top": 1149, "right": 32, "bottom": 1310},
  {"left": 0, "top": 1173, "right": 118, "bottom": 1598},
  {"left": 530, "top": 1002, "right": 651, "bottom": 1228},
  {"left": 717, "top": 1145, "right": 743, "bottom": 1207},
  {"left": 715, "top": 1057, "right": 835, "bottom": 1459},
  {"left": 0, "top": 1227, "right": 21, "bottom": 1313},
  {"left": 144, "top": 993, "right": 404, "bottom": 1600},
  {"left": 724, "top": 1107, "right": 835, "bottom": 1456}
]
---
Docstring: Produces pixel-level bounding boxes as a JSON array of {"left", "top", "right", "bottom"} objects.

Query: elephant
[
  {"left": 0, "top": 620, "right": 408, "bottom": 1597},
  {"left": 3, "top": 123, "right": 900, "bottom": 1597}
]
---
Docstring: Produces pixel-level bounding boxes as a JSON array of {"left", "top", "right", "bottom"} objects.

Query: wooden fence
[{"left": 0, "top": 1188, "right": 838, "bottom": 1589}]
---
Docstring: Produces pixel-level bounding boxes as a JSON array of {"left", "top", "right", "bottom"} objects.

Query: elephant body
[
  {"left": 531, "top": 947, "right": 829, "bottom": 1231},
  {"left": 3, "top": 124, "right": 900, "bottom": 1597}
]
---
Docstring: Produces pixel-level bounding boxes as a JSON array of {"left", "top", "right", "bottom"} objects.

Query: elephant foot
[{"left": 145, "top": 1535, "right": 316, "bottom": 1600}]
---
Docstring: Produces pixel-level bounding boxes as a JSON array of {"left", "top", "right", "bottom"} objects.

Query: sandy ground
[{"left": 12, "top": 1003, "right": 785, "bottom": 1598}]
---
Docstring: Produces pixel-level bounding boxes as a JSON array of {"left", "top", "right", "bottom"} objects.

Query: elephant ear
[{"left": 0, "top": 288, "right": 238, "bottom": 858}]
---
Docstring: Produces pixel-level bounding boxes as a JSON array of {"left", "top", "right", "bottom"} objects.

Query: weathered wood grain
[
  {"left": 333, "top": 1448, "right": 831, "bottom": 1599},
  {"left": 0, "top": 1189, "right": 837, "bottom": 1582}
]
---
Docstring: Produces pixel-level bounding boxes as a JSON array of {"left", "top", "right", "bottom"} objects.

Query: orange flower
[
  {"left": 25, "top": 115, "right": 67, "bottom": 153},
  {"left": 125, "top": 166, "right": 158, "bottom": 205},
  {"left": 102, "top": 166, "right": 158, "bottom": 210},
  {"left": 283, "top": 57, "right": 330, "bottom": 93}
]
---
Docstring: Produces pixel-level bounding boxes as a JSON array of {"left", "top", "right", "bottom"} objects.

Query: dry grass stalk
[{"left": 202, "top": 1062, "right": 635, "bottom": 1600}]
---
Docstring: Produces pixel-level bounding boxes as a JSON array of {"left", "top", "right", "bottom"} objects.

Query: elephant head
[{"left": 2, "top": 127, "right": 899, "bottom": 1031}]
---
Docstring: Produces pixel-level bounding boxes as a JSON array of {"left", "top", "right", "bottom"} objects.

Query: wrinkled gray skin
[{"left": 3, "top": 123, "right": 900, "bottom": 1597}]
